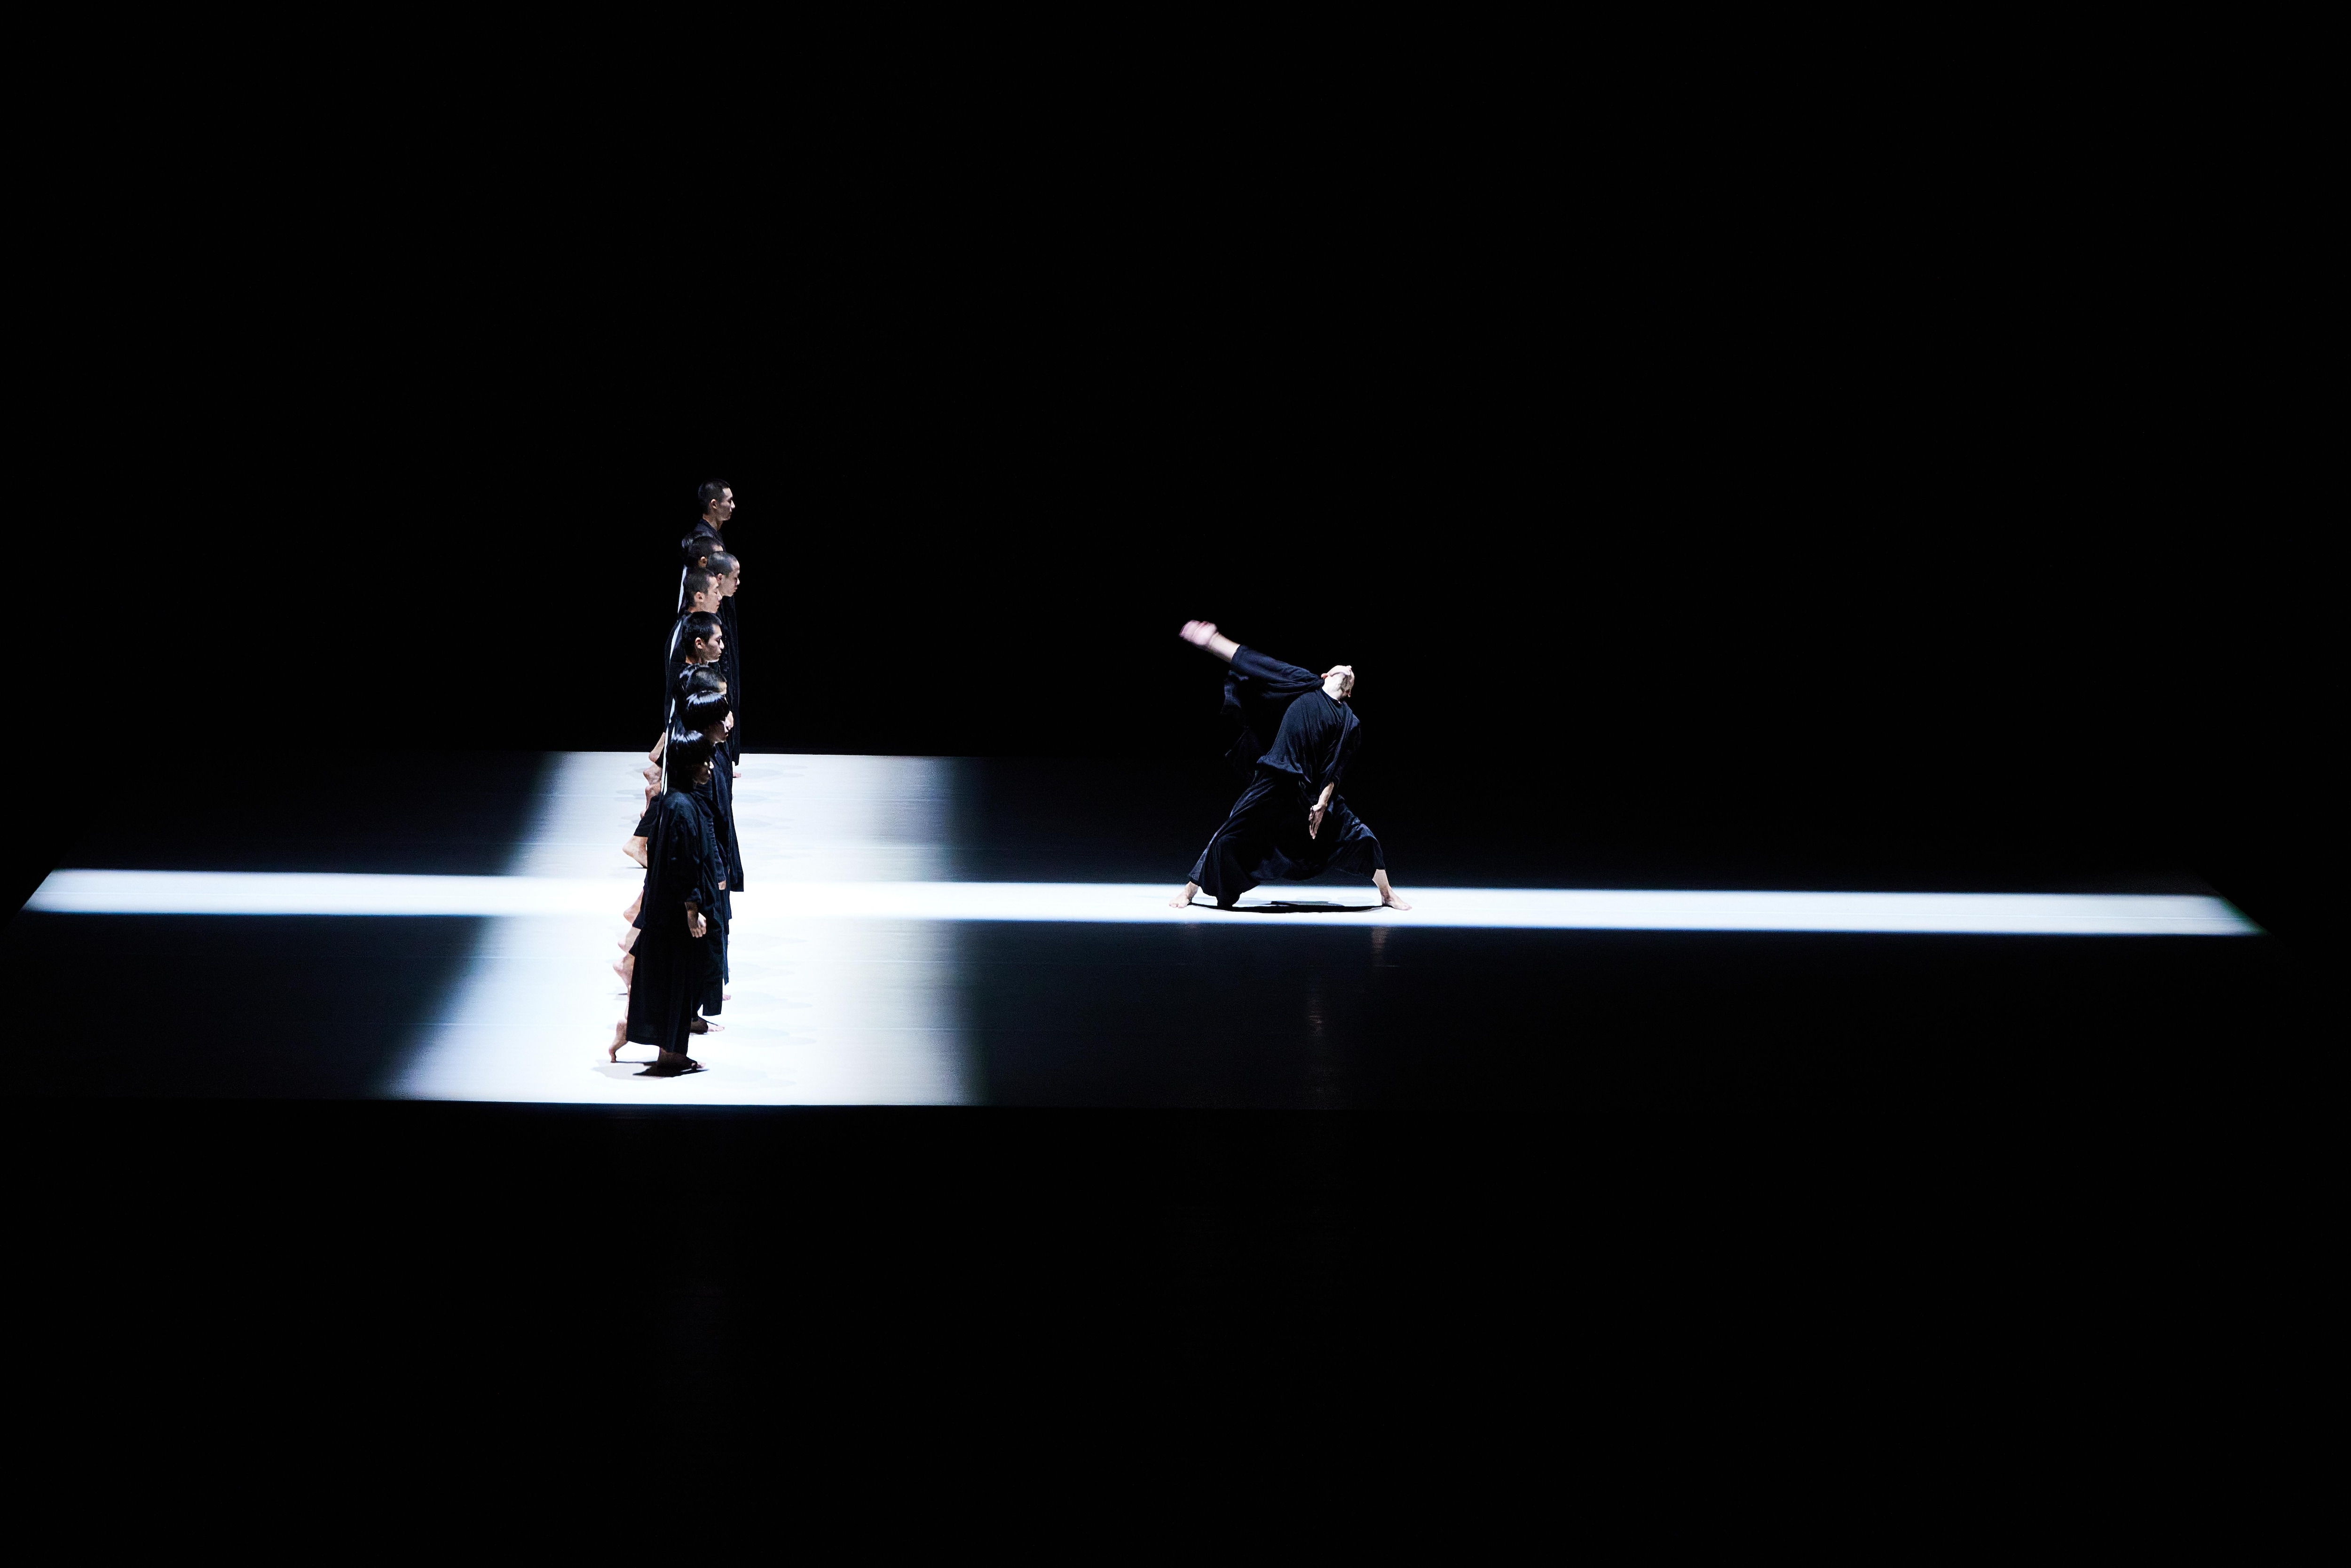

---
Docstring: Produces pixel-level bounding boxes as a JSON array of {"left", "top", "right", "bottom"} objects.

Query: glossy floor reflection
[
  {"left": 399, "top": 753, "right": 966, "bottom": 1103},
  {"left": 1, "top": 751, "right": 2282, "bottom": 1109}
]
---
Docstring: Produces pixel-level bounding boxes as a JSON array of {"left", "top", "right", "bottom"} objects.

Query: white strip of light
[{"left": 24, "top": 871, "right": 2260, "bottom": 935}]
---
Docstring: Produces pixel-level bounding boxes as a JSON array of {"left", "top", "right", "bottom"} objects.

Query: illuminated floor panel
[
  {"left": 31, "top": 869, "right": 2256, "bottom": 934},
  {"left": 16, "top": 753, "right": 2261, "bottom": 1106}
]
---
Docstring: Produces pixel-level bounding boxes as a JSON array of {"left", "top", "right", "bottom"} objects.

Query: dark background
[
  {"left": 1, "top": 244, "right": 2297, "bottom": 928},
  {"left": 0, "top": 65, "right": 2320, "bottom": 1458}
]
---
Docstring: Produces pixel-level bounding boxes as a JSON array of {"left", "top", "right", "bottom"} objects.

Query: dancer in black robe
[
  {"left": 676, "top": 480, "right": 733, "bottom": 611},
  {"left": 618, "top": 663, "right": 739, "bottom": 986},
  {"left": 641, "top": 602, "right": 725, "bottom": 803},
  {"left": 679, "top": 670, "right": 744, "bottom": 892},
  {"left": 664, "top": 595, "right": 726, "bottom": 733},
  {"left": 679, "top": 686, "right": 736, "bottom": 1027},
  {"left": 625, "top": 638, "right": 723, "bottom": 854},
  {"left": 710, "top": 549, "right": 742, "bottom": 769},
  {"left": 616, "top": 727, "right": 724, "bottom": 1076},
  {"left": 1169, "top": 621, "right": 1411, "bottom": 911}
]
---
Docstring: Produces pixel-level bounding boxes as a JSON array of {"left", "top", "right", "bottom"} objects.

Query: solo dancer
[{"left": 1169, "top": 621, "right": 1409, "bottom": 911}]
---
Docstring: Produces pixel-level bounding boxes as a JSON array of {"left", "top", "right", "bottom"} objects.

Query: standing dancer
[
  {"left": 678, "top": 480, "right": 733, "bottom": 611},
  {"left": 679, "top": 665, "right": 744, "bottom": 896},
  {"left": 616, "top": 725, "right": 724, "bottom": 1076},
  {"left": 666, "top": 589, "right": 726, "bottom": 711},
  {"left": 1169, "top": 621, "right": 1409, "bottom": 911},
  {"left": 679, "top": 684, "right": 736, "bottom": 1032},
  {"left": 711, "top": 549, "right": 742, "bottom": 773},
  {"left": 642, "top": 603, "right": 725, "bottom": 798},
  {"left": 619, "top": 664, "right": 740, "bottom": 979}
]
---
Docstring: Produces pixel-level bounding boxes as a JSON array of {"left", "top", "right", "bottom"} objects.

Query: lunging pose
[{"left": 1170, "top": 621, "right": 1409, "bottom": 911}]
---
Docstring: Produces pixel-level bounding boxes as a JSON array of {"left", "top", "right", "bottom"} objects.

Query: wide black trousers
[{"left": 1188, "top": 766, "right": 1385, "bottom": 906}]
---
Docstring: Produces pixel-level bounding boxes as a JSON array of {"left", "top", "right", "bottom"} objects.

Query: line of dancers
[
  {"left": 611, "top": 481, "right": 743, "bottom": 1077},
  {"left": 603, "top": 483, "right": 1403, "bottom": 1079}
]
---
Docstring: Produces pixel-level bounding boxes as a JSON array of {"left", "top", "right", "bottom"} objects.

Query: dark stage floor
[
  {"left": 1, "top": 750, "right": 2287, "bottom": 1111},
  {"left": 3, "top": 749, "right": 2315, "bottom": 1434}
]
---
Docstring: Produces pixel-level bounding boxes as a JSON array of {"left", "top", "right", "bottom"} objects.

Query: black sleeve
[{"left": 1231, "top": 646, "right": 1321, "bottom": 688}]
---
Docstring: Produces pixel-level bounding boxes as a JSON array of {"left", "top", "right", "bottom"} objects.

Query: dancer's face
[
  {"left": 694, "top": 758, "right": 715, "bottom": 788},
  {"left": 719, "top": 561, "right": 741, "bottom": 596},
  {"left": 696, "top": 626, "right": 726, "bottom": 663},
  {"left": 710, "top": 488, "right": 734, "bottom": 524}
]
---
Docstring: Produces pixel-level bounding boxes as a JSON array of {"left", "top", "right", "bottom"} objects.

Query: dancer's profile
[{"left": 1170, "top": 621, "right": 1409, "bottom": 912}]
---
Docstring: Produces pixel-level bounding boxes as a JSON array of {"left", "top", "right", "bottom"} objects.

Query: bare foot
[
  {"left": 613, "top": 954, "right": 634, "bottom": 985},
  {"left": 622, "top": 892, "right": 643, "bottom": 922},
  {"left": 608, "top": 1019, "right": 627, "bottom": 1061},
  {"left": 1381, "top": 891, "right": 1412, "bottom": 910},
  {"left": 1374, "top": 872, "right": 1411, "bottom": 911},
  {"left": 1169, "top": 882, "right": 1199, "bottom": 909}
]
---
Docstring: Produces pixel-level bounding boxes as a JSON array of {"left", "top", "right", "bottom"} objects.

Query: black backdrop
[
  {"left": 0, "top": 84, "right": 2319, "bottom": 1438},
  {"left": 0, "top": 234, "right": 2298, "bottom": 928}
]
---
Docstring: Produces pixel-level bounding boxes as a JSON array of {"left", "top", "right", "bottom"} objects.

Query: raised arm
[{"left": 1178, "top": 621, "right": 1241, "bottom": 663}]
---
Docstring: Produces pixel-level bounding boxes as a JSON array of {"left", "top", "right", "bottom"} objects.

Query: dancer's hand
[
  {"left": 1308, "top": 804, "right": 1325, "bottom": 839},
  {"left": 686, "top": 908, "right": 707, "bottom": 938},
  {"left": 1179, "top": 620, "right": 1218, "bottom": 647}
]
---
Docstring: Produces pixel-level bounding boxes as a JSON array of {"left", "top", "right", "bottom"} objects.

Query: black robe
[
  {"left": 676, "top": 520, "right": 724, "bottom": 612},
  {"left": 662, "top": 614, "right": 696, "bottom": 731},
  {"left": 626, "top": 790, "right": 721, "bottom": 1052},
  {"left": 691, "top": 767, "right": 739, "bottom": 1006},
  {"left": 716, "top": 594, "right": 742, "bottom": 763},
  {"left": 1188, "top": 646, "right": 1384, "bottom": 905},
  {"left": 703, "top": 740, "right": 744, "bottom": 891}
]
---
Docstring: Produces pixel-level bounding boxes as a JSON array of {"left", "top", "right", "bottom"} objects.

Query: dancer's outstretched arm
[{"left": 1178, "top": 621, "right": 1241, "bottom": 662}]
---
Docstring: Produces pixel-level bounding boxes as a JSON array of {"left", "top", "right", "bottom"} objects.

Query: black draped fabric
[
  {"left": 626, "top": 790, "right": 720, "bottom": 1051},
  {"left": 1187, "top": 768, "right": 1386, "bottom": 905},
  {"left": 676, "top": 521, "right": 723, "bottom": 612},
  {"left": 685, "top": 780, "right": 728, "bottom": 1014},
  {"left": 662, "top": 614, "right": 695, "bottom": 731},
  {"left": 717, "top": 594, "right": 742, "bottom": 762},
  {"left": 702, "top": 743, "right": 744, "bottom": 891},
  {"left": 1189, "top": 646, "right": 1381, "bottom": 905},
  {"left": 691, "top": 767, "right": 738, "bottom": 1004},
  {"left": 1220, "top": 646, "right": 1357, "bottom": 781}
]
